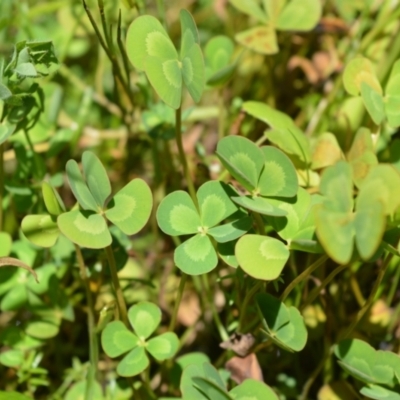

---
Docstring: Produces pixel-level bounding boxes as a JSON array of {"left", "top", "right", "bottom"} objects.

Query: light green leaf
[
  {"left": 229, "top": 0, "right": 267, "bottom": 23},
  {"left": 208, "top": 216, "right": 252, "bottom": 243},
  {"left": 385, "top": 95, "right": 400, "bottom": 127},
  {"left": 386, "top": 59, "right": 400, "bottom": 97},
  {"left": 343, "top": 57, "right": 382, "bottom": 96},
  {"left": 156, "top": 190, "right": 200, "bottom": 236},
  {"left": 230, "top": 379, "right": 279, "bottom": 400},
  {"left": 57, "top": 210, "right": 111, "bottom": 249},
  {"left": 0, "top": 349, "right": 24, "bottom": 368},
  {"left": 180, "top": 9, "right": 200, "bottom": 58},
  {"left": 0, "top": 232, "right": 12, "bottom": 257},
  {"left": 217, "top": 136, "right": 265, "bottom": 191},
  {"left": 360, "top": 384, "right": 400, "bottom": 400},
  {"left": 82, "top": 151, "right": 111, "bottom": 208},
  {"left": 181, "top": 43, "right": 205, "bottom": 104},
  {"left": 125, "top": 15, "right": 176, "bottom": 71},
  {"left": 101, "top": 320, "right": 138, "bottom": 358},
  {"left": 21, "top": 214, "right": 59, "bottom": 248},
  {"left": 25, "top": 320, "right": 59, "bottom": 339},
  {"left": 42, "top": 181, "right": 65, "bottom": 216},
  {"left": 276, "top": 0, "right": 321, "bottom": 31},
  {"left": 243, "top": 101, "right": 311, "bottom": 163},
  {"left": 147, "top": 332, "right": 179, "bottom": 360},
  {"left": 197, "top": 181, "right": 238, "bottom": 227},
  {"left": 235, "top": 26, "right": 278, "bottom": 55},
  {"left": 256, "top": 293, "right": 307, "bottom": 352},
  {"left": 192, "top": 377, "right": 233, "bottom": 400},
  {"left": 128, "top": 301, "right": 161, "bottom": 339},
  {"left": 66, "top": 159, "right": 98, "bottom": 211},
  {"left": 268, "top": 187, "right": 311, "bottom": 240},
  {"left": 315, "top": 209, "right": 354, "bottom": 264},
  {"left": 205, "top": 36, "right": 235, "bottom": 87},
  {"left": 14, "top": 62, "right": 38, "bottom": 77},
  {"left": 231, "top": 195, "right": 287, "bottom": 216},
  {"left": 360, "top": 82, "right": 385, "bottom": 125},
  {"left": 258, "top": 146, "right": 298, "bottom": 197},
  {"left": 65, "top": 381, "right": 104, "bottom": 400},
  {"left": 117, "top": 346, "right": 149, "bottom": 377},
  {"left": 1, "top": 284, "right": 27, "bottom": 311},
  {"left": 105, "top": 178, "right": 152, "bottom": 235},
  {"left": 236, "top": 235, "right": 289, "bottom": 280},
  {"left": 174, "top": 234, "right": 217, "bottom": 275},
  {"left": 347, "top": 127, "right": 378, "bottom": 188},
  {"left": 0, "top": 120, "right": 15, "bottom": 145},
  {"left": 0, "top": 392, "right": 33, "bottom": 400},
  {"left": 145, "top": 55, "right": 182, "bottom": 109}
]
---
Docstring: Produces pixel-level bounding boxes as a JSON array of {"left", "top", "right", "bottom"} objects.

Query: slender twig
[
  {"left": 104, "top": 245, "right": 128, "bottom": 325},
  {"left": 280, "top": 255, "right": 329, "bottom": 302},
  {"left": 301, "top": 263, "right": 348, "bottom": 311},
  {"left": 75, "top": 245, "right": 98, "bottom": 400},
  {"left": 117, "top": 10, "right": 131, "bottom": 87},
  {"left": 82, "top": 0, "right": 134, "bottom": 108},
  {"left": 238, "top": 281, "right": 264, "bottom": 331},
  {"left": 201, "top": 274, "right": 229, "bottom": 341},
  {"left": 342, "top": 253, "right": 394, "bottom": 339},
  {"left": 175, "top": 107, "right": 197, "bottom": 206},
  {"left": 97, "top": 0, "right": 112, "bottom": 50},
  {"left": 169, "top": 274, "right": 187, "bottom": 331}
]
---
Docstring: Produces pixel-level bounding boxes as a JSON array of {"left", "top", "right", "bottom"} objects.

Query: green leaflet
[
  {"left": 235, "top": 235, "right": 289, "bottom": 280},
  {"left": 125, "top": 11, "right": 204, "bottom": 109}
]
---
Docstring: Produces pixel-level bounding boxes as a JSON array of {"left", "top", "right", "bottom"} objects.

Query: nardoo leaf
[
  {"left": 82, "top": 151, "right": 111, "bottom": 208},
  {"left": 236, "top": 235, "right": 289, "bottom": 280},
  {"left": 21, "top": 214, "right": 59, "bottom": 248},
  {"left": 105, "top": 178, "right": 152, "bottom": 236},
  {"left": 229, "top": 379, "right": 279, "bottom": 400},
  {"left": 276, "top": 0, "right": 322, "bottom": 31},
  {"left": 128, "top": 301, "right": 161, "bottom": 340},
  {"left": 156, "top": 190, "right": 200, "bottom": 236},
  {"left": 174, "top": 234, "right": 217, "bottom": 275},
  {"left": 57, "top": 210, "right": 111, "bottom": 249},
  {"left": 146, "top": 332, "right": 179, "bottom": 361}
]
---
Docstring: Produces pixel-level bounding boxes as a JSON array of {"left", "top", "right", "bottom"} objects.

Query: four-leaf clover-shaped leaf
[
  {"left": 57, "top": 151, "right": 152, "bottom": 249},
  {"left": 101, "top": 302, "right": 179, "bottom": 377},
  {"left": 126, "top": 10, "right": 204, "bottom": 109},
  {"left": 156, "top": 180, "right": 252, "bottom": 275}
]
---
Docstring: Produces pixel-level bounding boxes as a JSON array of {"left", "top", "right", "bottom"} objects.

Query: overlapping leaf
[
  {"left": 256, "top": 293, "right": 307, "bottom": 352},
  {"left": 57, "top": 151, "right": 152, "bottom": 249},
  {"left": 217, "top": 136, "right": 298, "bottom": 216},
  {"left": 157, "top": 181, "right": 249, "bottom": 274},
  {"left": 343, "top": 57, "right": 400, "bottom": 127},
  {"left": 230, "top": 0, "right": 321, "bottom": 54},
  {"left": 126, "top": 10, "right": 204, "bottom": 109},
  {"left": 101, "top": 302, "right": 179, "bottom": 377},
  {"left": 315, "top": 161, "right": 395, "bottom": 264}
]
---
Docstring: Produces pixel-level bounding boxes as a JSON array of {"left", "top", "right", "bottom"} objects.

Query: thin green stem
[
  {"left": 23, "top": 129, "right": 41, "bottom": 180},
  {"left": 104, "top": 245, "right": 128, "bottom": 326},
  {"left": 218, "top": 88, "right": 225, "bottom": 140},
  {"left": 75, "top": 245, "right": 98, "bottom": 400},
  {"left": 0, "top": 143, "right": 4, "bottom": 231},
  {"left": 117, "top": 10, "right": 131, "bottom": 88},
  {"left": 201, "top": 274, "right": 229, "bottom": 341},
  {"left": 252, "top": 212, "right": 265, "bottom": 235},
  {"left": 387, "top": 259, "right": 400, "bottom": 306},
  {"left": 82, "top": 0, "right": 134, "bottom": 108},
  {"left": 350, "top": 271, "right": 365, "bottom": 307},
  {"left": 301, "top": 263, "right": 347, "bottom": 311},
  {"left": 280, "top": 255, "right": 328, "bottom": 302},
  {"left": 169, "top": 274, "right": 187, "bottom": 331},
  {"left": 342, "top": 253, "right": 393, "bottom": 339},
  {"left": 97, "top": 0, "right": 112, "bottom": 50},
  {"left": 175, "top": 107, "right": 197, "bottom": 206},
  {"left": 238, "top": 281, "right": 263, "bottom": 331}
]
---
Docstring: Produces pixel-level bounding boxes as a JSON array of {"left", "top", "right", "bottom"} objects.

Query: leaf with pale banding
[
  {"left": 147, "top": 332, "right": 179, "bottom": 360},
  {"left": 128, "top": 301, "right": 160, "bottom": 339},
  {"left": 21, "top": 214, "right": 59, "bottom": 248}
]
